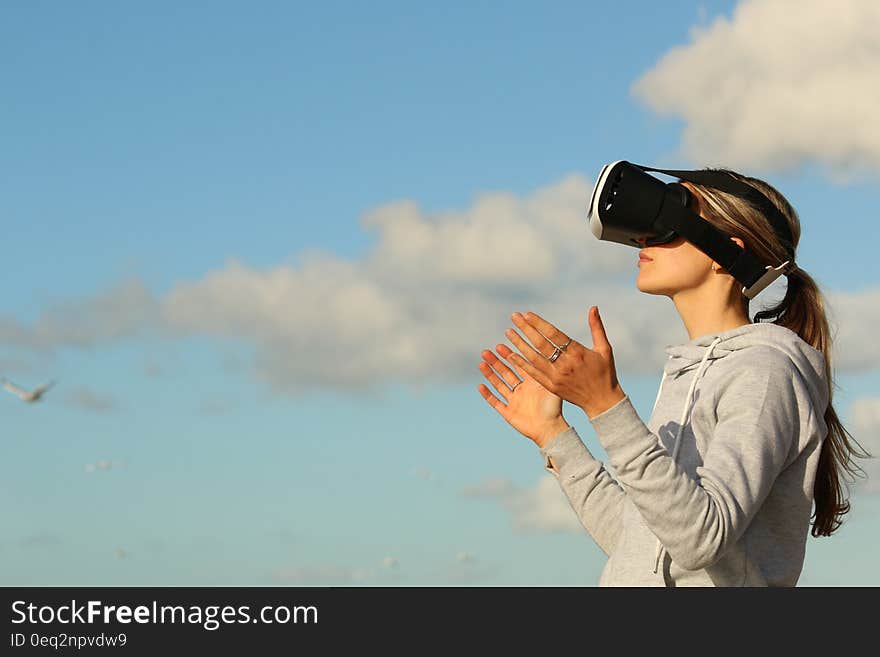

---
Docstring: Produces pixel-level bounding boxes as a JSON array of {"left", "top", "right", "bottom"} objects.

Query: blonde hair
[{"left": 686, "top": 170, "right": 872, "bottom": 537}]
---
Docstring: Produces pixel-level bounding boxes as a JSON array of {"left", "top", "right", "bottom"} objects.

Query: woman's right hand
[{"left": 478, "top": 343, "right": 571, "bottom": 449}]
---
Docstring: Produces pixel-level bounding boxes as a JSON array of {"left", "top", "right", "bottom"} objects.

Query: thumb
[{"left": 589, "top": 306, "right": 612, "bottom": 352}]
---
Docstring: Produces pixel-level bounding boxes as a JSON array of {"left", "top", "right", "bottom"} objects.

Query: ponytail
[{"left": 754, "top": 265, "right": 872, "bottom": 536}]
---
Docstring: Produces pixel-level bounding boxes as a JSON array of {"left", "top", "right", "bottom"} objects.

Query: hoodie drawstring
[{"left": 652, "top": 336, "right": 723, "bottom": 575}]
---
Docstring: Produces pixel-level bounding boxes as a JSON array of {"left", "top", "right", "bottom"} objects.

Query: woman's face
[
  {"left": 635, "top": 183, "right": 725, "bottom": 297},
  {"left": 635, "top": 234, "right": 713, "bottom": 297}
]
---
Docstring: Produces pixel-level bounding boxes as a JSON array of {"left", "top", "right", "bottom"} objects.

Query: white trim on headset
[{"left": 587, "top": 159, "right": 624, "bottom": 241}]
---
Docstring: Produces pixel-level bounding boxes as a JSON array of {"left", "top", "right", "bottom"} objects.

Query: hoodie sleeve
[
  {"left": 588, "top": 362, "right": 805, "bottom": 571},
  {"left": 538, "top": 425, "right": 627, "bottom": 557}
]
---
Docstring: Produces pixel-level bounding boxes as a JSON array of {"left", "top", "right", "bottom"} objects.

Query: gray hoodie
[{"left": 539, "top": 322, "right": 829, "bottom": 586}]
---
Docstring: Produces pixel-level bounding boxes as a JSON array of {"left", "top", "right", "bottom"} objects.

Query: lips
[{"left": 638, "top": 252, "right": 653, "bottom": 262}]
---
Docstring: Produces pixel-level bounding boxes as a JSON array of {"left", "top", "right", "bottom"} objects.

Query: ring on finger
[{"left": 547, "top": 336, "right": 571, "bottom": 359}]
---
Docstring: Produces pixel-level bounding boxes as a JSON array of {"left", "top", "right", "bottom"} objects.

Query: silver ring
[
  {"left": 547, "top": 338, "right": 571, "bottom": 363},
  {"left": 510, "top": 381, "right": 522, "bottom": 392}
]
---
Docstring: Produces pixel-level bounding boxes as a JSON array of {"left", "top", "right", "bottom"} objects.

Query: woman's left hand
[{"left": 503, "top": 306, "right": 627, "bottom": 420}]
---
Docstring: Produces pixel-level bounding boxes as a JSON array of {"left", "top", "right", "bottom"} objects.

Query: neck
[{"left": 672, "top": 279, "right": 752, "bottom": 340}]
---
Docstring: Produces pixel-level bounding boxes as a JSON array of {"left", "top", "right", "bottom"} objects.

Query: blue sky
[{"left": 2, "top": 0, "right": 878, "bottom": 586}]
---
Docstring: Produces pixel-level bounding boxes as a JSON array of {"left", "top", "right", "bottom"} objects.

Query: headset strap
[
  {"left": 636, "top": 164, "right": 795, "bottom": 262},
  {"left": 654, "top": 186, "right": 791, "bottom": 299}
]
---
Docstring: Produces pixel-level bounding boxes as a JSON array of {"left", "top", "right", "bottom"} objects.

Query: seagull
[{"left": 1, "top": 377, "right": 56, "bottom": 403}]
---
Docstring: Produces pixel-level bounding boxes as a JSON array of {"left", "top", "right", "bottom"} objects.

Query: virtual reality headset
[{"left": 587, "top": 161, "right": 796, "bottom": 300}]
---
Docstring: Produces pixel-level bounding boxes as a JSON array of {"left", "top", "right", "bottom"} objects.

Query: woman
[{"left": 477, "top": 169, "right": 870, "bottom": 586}]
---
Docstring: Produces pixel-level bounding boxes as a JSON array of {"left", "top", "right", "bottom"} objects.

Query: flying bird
[{"left": 1, "top": 377, "right": 56, "bottom": 403}]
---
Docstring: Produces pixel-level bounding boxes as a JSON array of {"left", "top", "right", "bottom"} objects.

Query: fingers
[
  {"left": 504, "top": 326, "right": 551, "bottom": 371},
  {"left": 499, "top": 343, "right": 555, "bottom": 391},
  {"left": 519, "top": 311, "right": 572, "bottom": 348},
  {"left": 477, "top": 383, "right": 510, "bottom": 420},
  {"left": 510, "top": 312, "right": 558, "bottom": 358},
  {"left": 497, "top": 344, "right": 529, "bottom": 380},
  {"left": 480, "top": 349, "right": 520, "bottom": 388},
  {"left": 478, "top": 360, "right": 515, "bottom": 401},
  {"left": 479, "top": 348, "right": 524, "bottom": 408}
]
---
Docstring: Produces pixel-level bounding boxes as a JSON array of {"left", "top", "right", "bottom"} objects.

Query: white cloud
[
  {"left": 849, "top": 397, "right": 880, "bottom": 493},
  {"left": 152, "top": 261, "right": 880, "bottom": 390},
  {"left": 0, "top": 279, "right": 160, "bottom": 351},
  {"left": 455, "top": 550, "right": 474, "bottom": 563},
  {"left": 84, "top": 459, "right": 125, "bottom": 474},
  {"left": 156, "top": 177, "right": 684, "bottom": 391},
  {"left": 827, "top": 288, "right": 880, "bottom": 373},
  {"left": 359, "top": 174, "right": 627, "bottom": 288},
  {"left": 459, "top": 475, "right": 583, "bottom": 534},
  {"left": 633, "top": 0, "right": 880, "bottom": 177}
]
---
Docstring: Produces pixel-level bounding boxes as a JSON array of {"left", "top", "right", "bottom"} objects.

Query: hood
[
  {"left": 648, "top": 321, "right": 829, "bottom": 575},
  {"left": 662, "top": 322, "right": 828, "bottom": 410}
]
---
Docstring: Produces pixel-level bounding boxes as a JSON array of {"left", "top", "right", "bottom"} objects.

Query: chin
[
  {"left": 636, "top": 270, "right": 670, "bottom": 296},
  {"left": 636, "top": 282, "right": 661, "bottom": 295},
  {"left": 635, "top": 271, "right": 657, "bottom": 294}
]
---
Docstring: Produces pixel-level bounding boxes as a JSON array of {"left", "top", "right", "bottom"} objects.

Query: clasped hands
[{"left": 477, "top": 306, "right": 626, "bottom": 449}]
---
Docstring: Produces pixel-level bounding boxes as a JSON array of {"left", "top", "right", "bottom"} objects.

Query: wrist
[
  {"left": 535, "top": 418, "right": 571, "bottom": 449},
  {"left": 581, "top": 386, "right": 627, "bottom": 421}
]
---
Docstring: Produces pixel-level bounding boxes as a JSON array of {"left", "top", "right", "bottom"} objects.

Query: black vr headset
[{"left": 587, "top": 161, "right": 796, "bottom": 300}]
